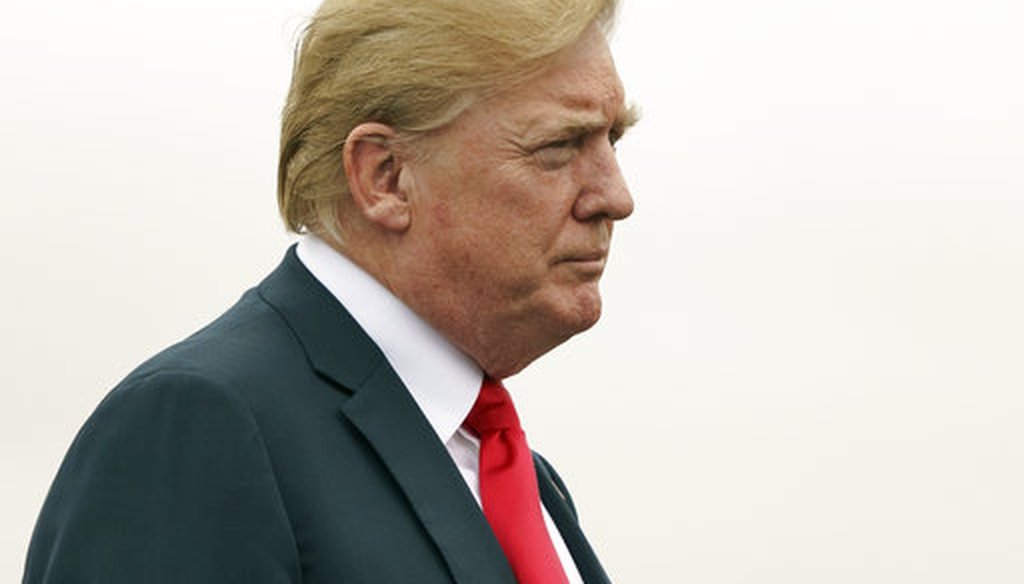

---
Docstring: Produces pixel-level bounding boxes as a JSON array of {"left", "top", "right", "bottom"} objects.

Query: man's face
[{"left": 401, "top": 27, "right": 634, "bottom": 370}]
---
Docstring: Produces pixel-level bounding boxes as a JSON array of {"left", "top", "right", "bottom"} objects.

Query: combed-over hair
[{"left": 277, "top": 0, "right": 619, "bottom": 239}]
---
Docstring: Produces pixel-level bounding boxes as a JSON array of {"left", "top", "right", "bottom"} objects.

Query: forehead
[{"left": 476, "top": 29, "right": 627, "bottom": 133}]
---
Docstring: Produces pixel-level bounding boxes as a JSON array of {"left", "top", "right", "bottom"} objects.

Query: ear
[{"left": 342, "top": 123, "right": 411, "bottom": 233}]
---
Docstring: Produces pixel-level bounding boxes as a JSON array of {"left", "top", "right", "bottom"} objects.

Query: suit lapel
[
  {"left": 258, "top": 247, "right": 516, "bottom": 584},
  {"left": 342, "top": 364, "right": 515, "bottom": 583},
  {"left": 535, "top": 456, "right": 612, "bottom": 584}
]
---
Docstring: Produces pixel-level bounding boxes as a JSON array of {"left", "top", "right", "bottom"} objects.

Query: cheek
[
  {"left": 431, "top": 158, "right": 578, "bottom": 271},
  {"left": 489, "top": 172, "right": 577, "bottom": 236}
]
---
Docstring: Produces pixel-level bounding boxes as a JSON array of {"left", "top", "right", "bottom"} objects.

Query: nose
[{"left": 572, "top": 143, "right": 634, "bottom": 222}]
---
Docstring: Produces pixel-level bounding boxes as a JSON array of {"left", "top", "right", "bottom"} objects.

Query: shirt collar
[{"left": 296, "top": 234, "right": 482, "bottom": 445}]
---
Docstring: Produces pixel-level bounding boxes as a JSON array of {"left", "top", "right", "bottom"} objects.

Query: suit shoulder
[
  {"left": 26, "top": 364, "right": 302, "bottom": 583},
  {"left": 118, "top": 289, "right": 311, "bottom": 404},
  {"left": 142, "top": 288, "right": 298, "bottom": 370}
]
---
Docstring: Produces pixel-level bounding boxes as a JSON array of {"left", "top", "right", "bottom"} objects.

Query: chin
[{"left": 556, "top": 289, "right": 603, "bottom": 336}]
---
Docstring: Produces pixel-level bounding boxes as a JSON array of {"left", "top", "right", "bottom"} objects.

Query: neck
[{"left": 324, "top": 233, "right": 563, "bottom": 379}]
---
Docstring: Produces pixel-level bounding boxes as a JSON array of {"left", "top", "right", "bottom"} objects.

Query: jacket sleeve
[{"left": 24, "top": 371, "right": 302, "bottom": 584}]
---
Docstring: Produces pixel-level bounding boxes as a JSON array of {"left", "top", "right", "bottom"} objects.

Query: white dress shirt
[{"left": 296, "top": 234, "right": 583, "bottom": 583}]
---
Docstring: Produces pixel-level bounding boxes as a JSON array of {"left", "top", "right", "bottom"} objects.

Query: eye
[
  {"left": 533, "top": 135, "right": 586, "bottom": 169},
  {"left": 608, "top": 126, "right": 625, "bottom": 149}
]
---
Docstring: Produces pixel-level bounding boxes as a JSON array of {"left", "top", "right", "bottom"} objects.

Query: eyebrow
[
  {"left": 534, "top": 102, "right": 641, "bottom": 140},
  {"left": 616, "top": 103, "right": 641, "bottom": 135}
]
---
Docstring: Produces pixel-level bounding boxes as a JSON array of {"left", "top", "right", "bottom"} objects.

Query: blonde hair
[{"left": 278, "top": 0, "right": 619, "bottom": 239}]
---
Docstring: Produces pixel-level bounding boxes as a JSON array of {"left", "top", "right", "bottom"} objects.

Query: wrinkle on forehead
[
  {"left": 499, "top": 36, "right": 631, "bottom": 139},
  {"left": 545, "top": 33, "right": 624, "bottom": 109},
  {"left": 430, "top": 25, "right": 634, "bottom": 150}
]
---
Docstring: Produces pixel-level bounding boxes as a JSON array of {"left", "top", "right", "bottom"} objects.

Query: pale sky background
[{"left": 2, "top": 1, "right": 1022, "bottom": 582}]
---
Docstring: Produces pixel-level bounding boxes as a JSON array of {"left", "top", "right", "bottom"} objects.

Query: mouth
[{"left": 556, "top": 250, "right": 608, "bottom": 275}]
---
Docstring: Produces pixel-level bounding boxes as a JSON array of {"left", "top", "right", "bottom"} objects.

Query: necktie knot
[{"left": 464, "top": 376, "right": 521, "bottom": 436}]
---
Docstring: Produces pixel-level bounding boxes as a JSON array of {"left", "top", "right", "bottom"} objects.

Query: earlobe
[{"left": 343, "top": 123, "right": 412, "bottom": 233}]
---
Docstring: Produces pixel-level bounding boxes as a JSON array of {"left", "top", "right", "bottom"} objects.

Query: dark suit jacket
[{"left": 24, "top": 247, "right": 611, "bottom": 583}]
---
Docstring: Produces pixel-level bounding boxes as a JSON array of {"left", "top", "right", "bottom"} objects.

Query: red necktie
[{"left": 464, "top": 376, "right": 570, "bottom": 584}]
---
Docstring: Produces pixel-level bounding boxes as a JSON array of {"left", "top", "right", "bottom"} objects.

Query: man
[{"left": 24, "top": 0, "right": 635, "bottom": 582}]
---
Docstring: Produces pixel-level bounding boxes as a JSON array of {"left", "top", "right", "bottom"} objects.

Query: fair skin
[{"left": 339, "top": 26, "right": 634, "bottom": 378}]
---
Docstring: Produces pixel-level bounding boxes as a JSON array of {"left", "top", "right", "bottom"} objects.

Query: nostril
[{"left": 616, "top": 189, "right": 635, "bottom": 220}]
